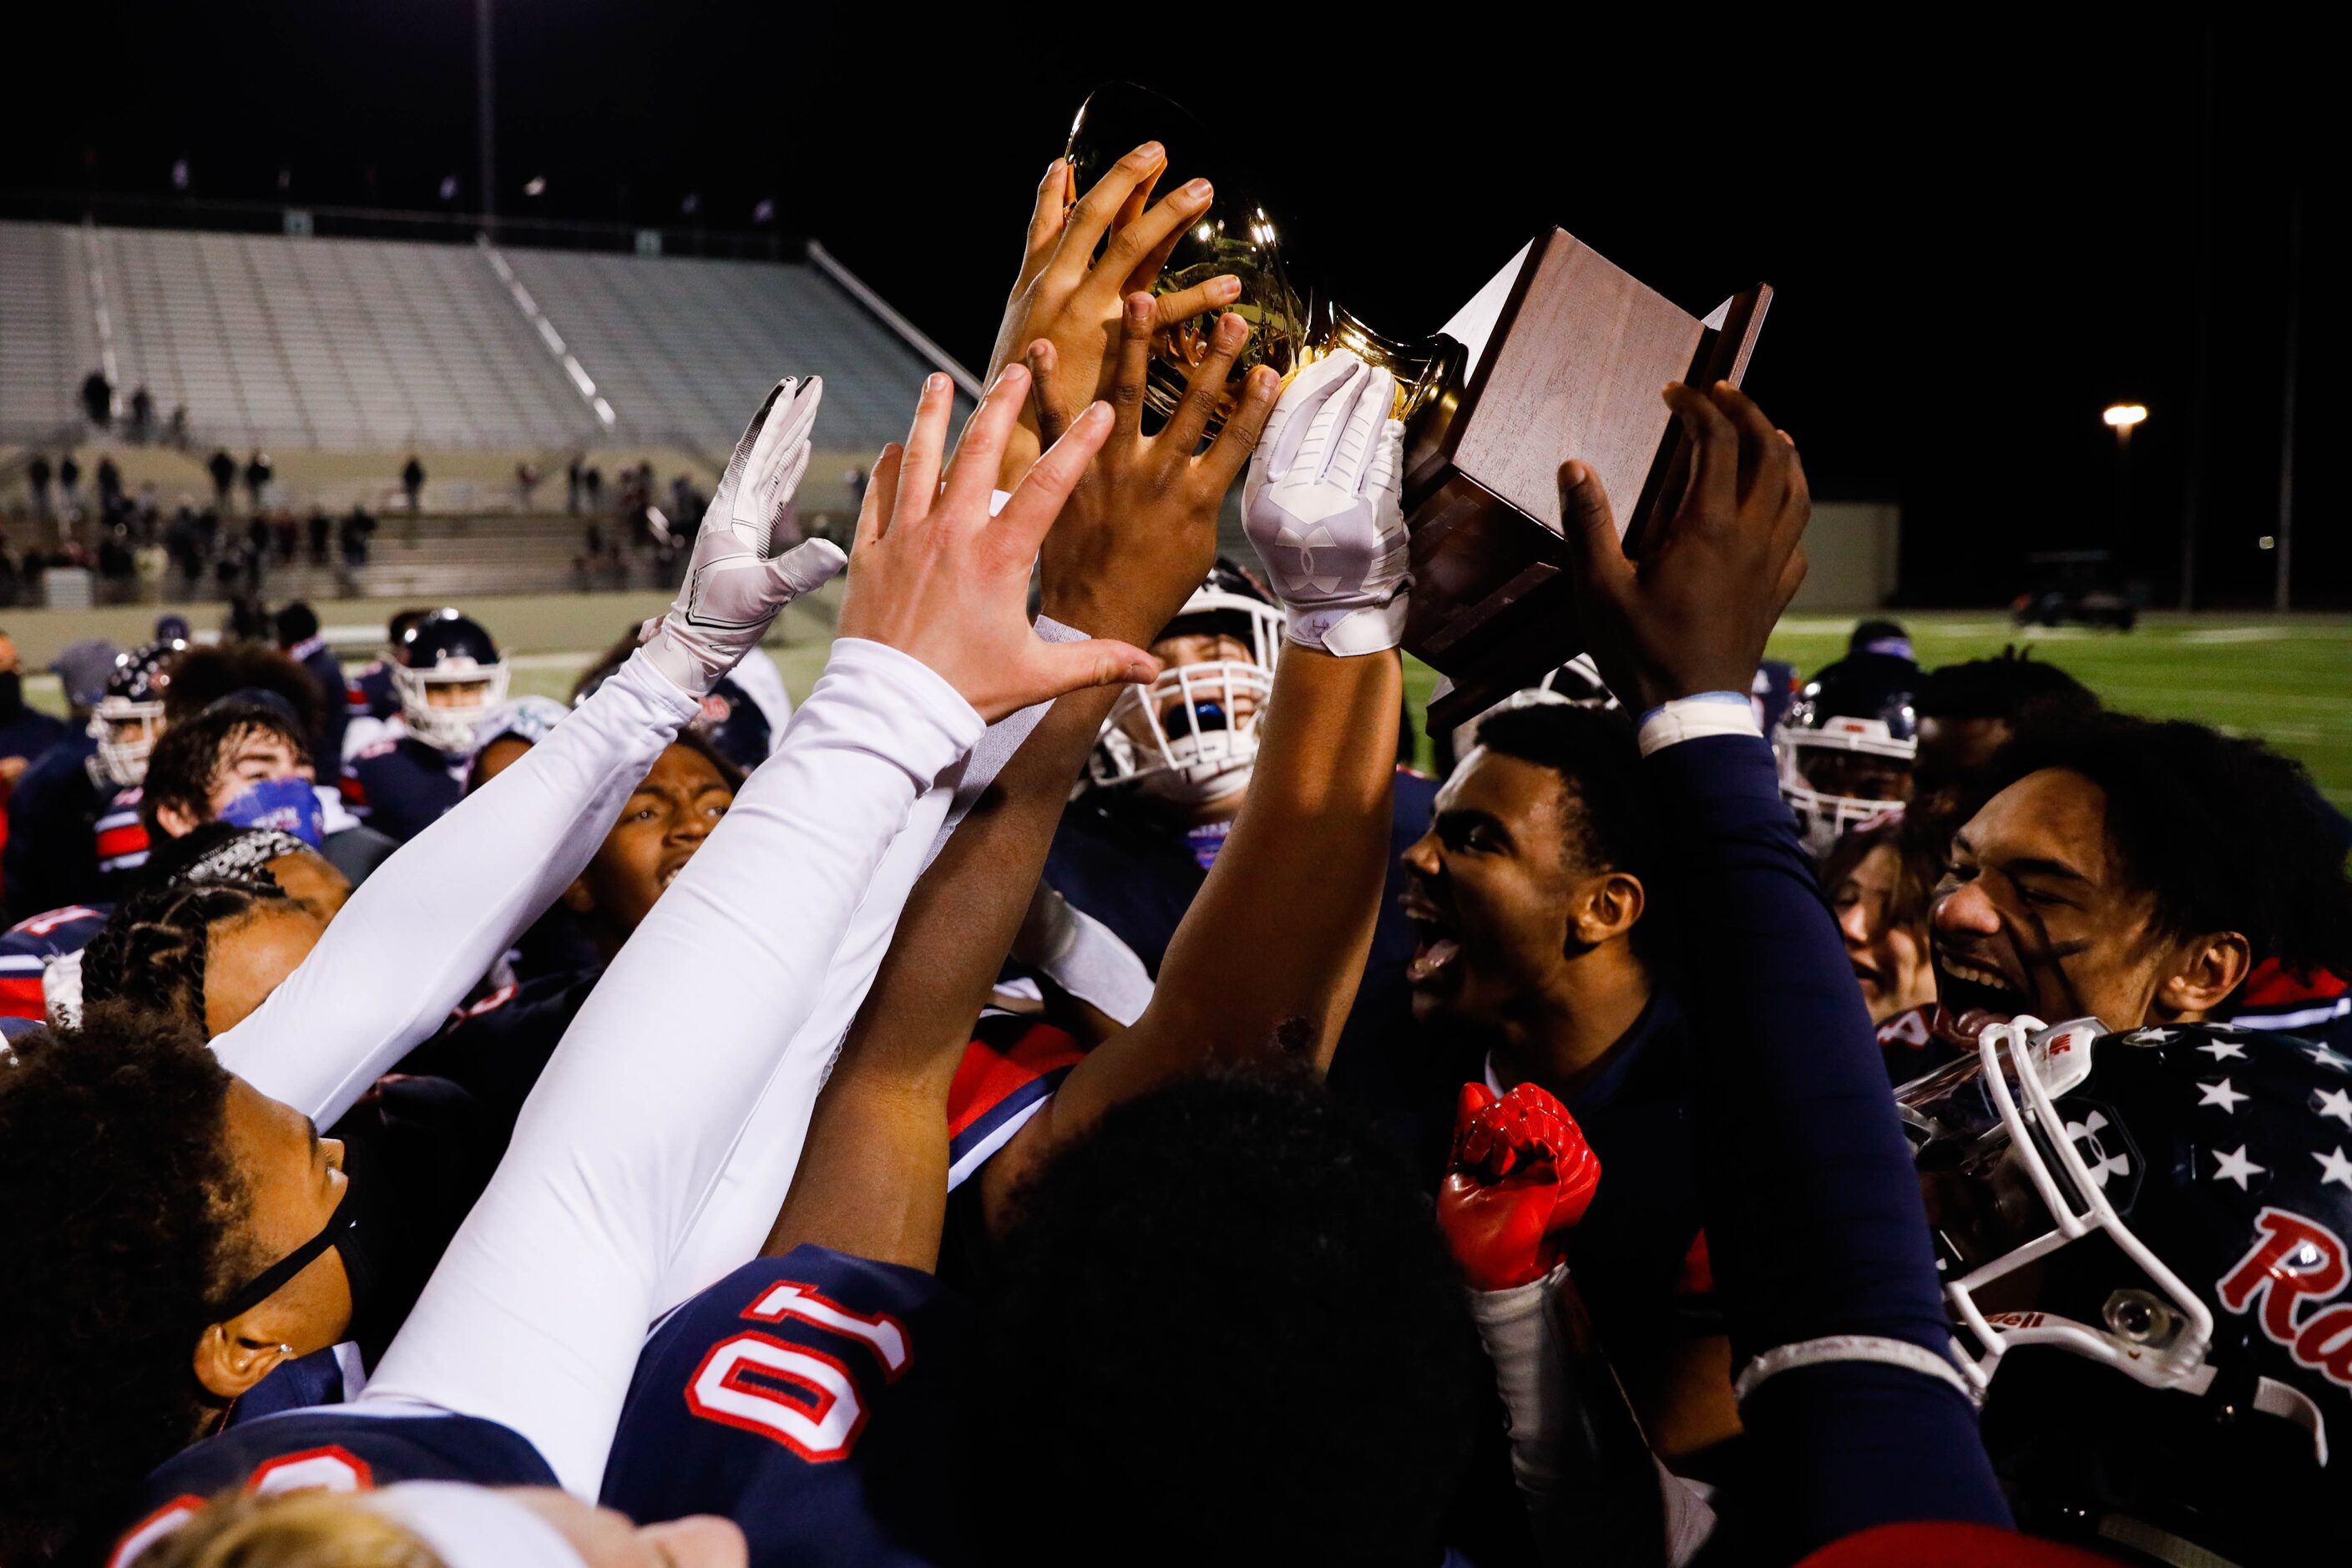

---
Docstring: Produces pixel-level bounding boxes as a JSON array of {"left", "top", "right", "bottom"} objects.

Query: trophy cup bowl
[
  {"left": 1062, "top": 83, "right": 1461, "bottom": 438},
  {"left": 1062, "top": 83, "right": 1769, "bottom": 729}
]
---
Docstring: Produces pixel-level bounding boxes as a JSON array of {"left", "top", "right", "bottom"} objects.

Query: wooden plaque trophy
[{"left": 1065, "top": 87, "right": 1771, "bottom": 731}]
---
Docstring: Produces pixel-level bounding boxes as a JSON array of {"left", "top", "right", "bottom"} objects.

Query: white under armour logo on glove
[
  {"left": 1242, "top": 350, "right": 1409, "bottom": 656},
  {"left": 639, "top": 377, "right": 848, "bottom": 696}
]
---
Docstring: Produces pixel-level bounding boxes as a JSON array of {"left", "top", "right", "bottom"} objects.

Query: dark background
[{"left": 14, "top": 7, "right": 2332, "bottom": 607}]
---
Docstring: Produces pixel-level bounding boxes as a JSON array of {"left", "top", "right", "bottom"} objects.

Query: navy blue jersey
[
  {"left": 0, "top": 701, "right": 67, "bottom": 765},
  {"left": 342, "top": 736, "right": 465, "bottom": 842},
  {"left": 345, "top": 659, "right": 401, "bottom": 722},
  {"left": 0, "top": 901, "right": 107, "bottom": 1019},
  {"left": 1048, "top": 770, "right": 1444, "bottom": 1161},
  {"left": 94, "top": 785, "right": 152, "bottom": 885},
  {"left": 394, "top": 968, "right": 599, "bottom": 1130},
  {"left": 3, "top": 733, "right": 109, "bottom": 917},
  {"left": 603, "top": 1247, "right": 968, "bottom": 1567},
  {"left": 2229, "top": 958, "right": 2352, "bottom": 1053},
  {"left": 120, "top": 1409, "right": 555, "bottom": 1567},
  {"left": 286, "top": 636, "right": 350, "bottom": 767}
]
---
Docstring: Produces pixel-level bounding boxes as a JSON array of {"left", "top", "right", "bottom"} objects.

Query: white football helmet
[
  {"left": 87, "top": 639, "right": 186, "bottom": 787},
  {"left": 1087, "top": 564, "right": 1285, "bottom": 809},
  {"left": 392, "top": 609, "right": 510, "bottom": 756},
  {"left": 1447, "top": 654, "right": 1618, "bottom": 769}
]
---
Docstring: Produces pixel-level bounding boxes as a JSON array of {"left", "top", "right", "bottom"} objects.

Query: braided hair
[{"left": 80, "top": 877, "right": 292, "bottom": 1029}]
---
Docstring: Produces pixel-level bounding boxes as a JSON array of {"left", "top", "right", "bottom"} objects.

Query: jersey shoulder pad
[
  {"left": 602, "top": 1247, "right": 964, "bottom": 1561},
  {"left": 947, "top": 1013, "right": 1084, "bottom": 1191},
  {"left": 124, "top": 1409, "right": 554, "bottom": 1565}
]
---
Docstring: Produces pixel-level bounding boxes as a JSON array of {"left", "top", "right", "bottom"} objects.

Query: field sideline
[
  {"left": 510, "top": 611, "right": 2349, "bottom": 808},
  {"left": 1402, "top": 612, "right": 2352, "bottom": 809}
]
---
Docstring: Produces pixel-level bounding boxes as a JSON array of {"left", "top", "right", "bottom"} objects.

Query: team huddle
[{"left": 3, "top": 143, "right": 2349, "bottom": 1568}]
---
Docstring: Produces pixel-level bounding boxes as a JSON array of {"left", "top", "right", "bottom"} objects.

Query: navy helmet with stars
[{"left": 1899, "top": 1014, "right": 2352, "bottom": 1559}]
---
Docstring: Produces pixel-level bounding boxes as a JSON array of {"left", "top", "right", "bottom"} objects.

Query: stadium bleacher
[{"left": 1, "top": 217, "right": 971, "bottom": 473}]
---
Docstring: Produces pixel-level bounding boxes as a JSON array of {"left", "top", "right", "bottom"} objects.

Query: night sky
[{"left": 16, "top": 8, "right": 2332, "bottom": 606}]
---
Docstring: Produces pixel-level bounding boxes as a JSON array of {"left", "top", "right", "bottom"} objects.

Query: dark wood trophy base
[{"left": 1400, "top": 229, "right": 1770, "bottom": 732}]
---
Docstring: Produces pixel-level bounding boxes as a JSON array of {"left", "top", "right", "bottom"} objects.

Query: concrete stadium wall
[
  {"left": 3, "top": 582, "right": 842, "bottom": 670},
  {"left": 1787, "top": 503, "right": 1899, "bottom": 612}
]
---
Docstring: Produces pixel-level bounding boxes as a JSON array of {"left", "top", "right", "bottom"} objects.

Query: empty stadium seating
[{"left": 0, "top": 220, "right": 969, "bottom": 459}]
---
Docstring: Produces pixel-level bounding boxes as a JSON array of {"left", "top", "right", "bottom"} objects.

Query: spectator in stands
[
  {"left": 337, "top": 505, "right": 376, "bottom": 583},
  {"left": 0, "top": 549, "right": 16, "bottom": 610},
  {"left": 400, "top": 454, "right": 426, "bottom": 513},
  {"left": 167, "top": 403, "right": 189, "bottom": 447},
  {"left": 275, "top": 602, "right": 348, "bottom": 766},
  {"left": 56, "top": 454, "right": 80, "bottom": 517},
  {"left": 242, "top": 452, "right": 272, "bottom": 513},
  {"left": 206, "top": 448, "right": 235, "bottom": 510},
  {"left": 96, "top": 457, "right": 123, "bottom": 513},
  {"left": 79, "top": 369, "right": 112, "bottom": 427},
  {"left": 566, "top": 457, "right": 583, "bottom": 514},
  {"left": 134, "top": 537, "right": 168, "bottom": 600},
  {"left": 25, "top": 456, "right": 51, "bottom": 521},
  {"left": 129, "top": 384, "right": 154, "bottom": 443},
  {"left": 306, "top": 506, "right": 331, "bottom": 564},
  {"left": 584, "top": 463, "right": 603, "bottom": 512},
  {"left": 516, "top": 462, "right": 539, "bottom": 509},
  {"left": 271, "top": 511, "right": 297, "bottom": 564}
]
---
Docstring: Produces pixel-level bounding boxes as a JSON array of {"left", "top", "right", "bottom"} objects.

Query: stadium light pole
[
  {"left": 2102, "top": 403, "right": 2146, "bottom": 569},
  {"left": 476, "top": 0, "right": 497, "bottom": 240},
  {"left": 2274, "top": 191, "right": 2300, "bottom": 613}
]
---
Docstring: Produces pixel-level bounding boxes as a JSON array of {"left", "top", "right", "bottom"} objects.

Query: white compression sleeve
[
  {"left": 358, "top": 639, "right": 981, "bottom": 1499},
  {"left": 1468, "top": 1269, "right": 1719, "bottom": 1566},
  {"left": 648, "top": 617, "right": 1079, "bottom": 1310},
  {"left": 214, "top": 653, "right": 699, "bottom": 1128}
]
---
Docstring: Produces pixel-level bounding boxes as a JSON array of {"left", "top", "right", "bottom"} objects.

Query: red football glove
[{"left": 1438, "top": 1081, "right": 1601, "bottom": 1291}]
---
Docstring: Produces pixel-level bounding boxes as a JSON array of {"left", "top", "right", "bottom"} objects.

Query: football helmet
[
  {"left": 1087, "top": 562, "right": 1284, "bottom": 807},
  {"left": 1777, "top": 650, "right": 1920, "bottom": 858},
  {"left": 393, "top": 609, "right": 509, "bottom": 755},
  {"left": 88, "top": 639, "right": 187, "bottom": 787},
  {"left": 1447, "top": 655, "right": 1619, "bottom": 765},
  {"left": 1903, "top": 1014, "right": 2352, "bottom": 1555}
]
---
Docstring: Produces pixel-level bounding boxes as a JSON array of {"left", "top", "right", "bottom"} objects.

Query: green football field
[{"left": 1399, "top": 612, "right": 2352, "bottom": 809}]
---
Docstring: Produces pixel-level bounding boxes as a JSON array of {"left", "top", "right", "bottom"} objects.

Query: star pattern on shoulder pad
[
  {"left": 2314, "top": 1088, "right": 2352, "bottom": 1129},
  {"left": 2196, "top": 1078, "right": 2250, "bottom": 1114},
  {"left": 2197, "top": 1038, "right": 2248, "bottom": 1061},
  {"left": 2316, "top": 1148, "right": 2352, "bottom": 1191},
  {"left": 2211, "top": 1145, "right": 2265, "bottom": 1191},
  {"left": 2309, "top": 1045, "right": 2352, "bottom": 1074}
]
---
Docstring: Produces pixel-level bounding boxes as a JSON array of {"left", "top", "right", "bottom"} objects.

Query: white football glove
[
  {"left": 1242, "top": 350, "right": 1409, "bottom": 656},
  {"left": 638, "top": 377, "right": 848, "bottom": 696}
]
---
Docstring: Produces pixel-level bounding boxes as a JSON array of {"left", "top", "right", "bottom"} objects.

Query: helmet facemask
[
  {"left": 1909, "top": 1017, "right": 2218, "bottom": 1403},
  {"left": 394, "top": 659, "right": 511, "bottom": 755},
  {"left": 1778, "top": 719, "right": 1914, "bottom": 859},
  {"left": 1087, "top": 586, "right": 1284, "bottom": 808},
  {"left": 89, "top": 700, "right": 166, "bottom": 787}
]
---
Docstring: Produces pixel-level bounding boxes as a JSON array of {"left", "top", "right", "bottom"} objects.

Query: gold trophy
[{"left": 1065, "top": 83, "right": 1771, "bottom": 727}]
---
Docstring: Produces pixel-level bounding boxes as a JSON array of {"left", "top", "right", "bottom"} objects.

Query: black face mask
[
  {"left": 0, "top": 670, "right": 22, "bottom": 716},
  {"left": 208, "top": 1079, "right": 496, "bottom": 1365},
  {"left": 204, "top": 1133, "right": 406, "bottom": 1361}
]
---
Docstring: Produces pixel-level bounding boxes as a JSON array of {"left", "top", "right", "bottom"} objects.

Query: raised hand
[
  {"left": 837, "top": 371, "right": 1158, "bottom": 721},
  {"left": 1242, "top": 350, "right": 1410, "bottom": 655},
  {"left": 1024, "top": 293, "right": 1279, "bottom": 646},
  {"left": 1439, "top": 1081, "right": 1602, "bottom": 1292},
  {"left": 1558, "top": 382, "right": 1811, "bottom": 713},
  {"left": 983, "top": 144, "right": 1240, "bottom": 486},
  {"left": 637, "top": 377, "right": 847, "bottom": 696}
]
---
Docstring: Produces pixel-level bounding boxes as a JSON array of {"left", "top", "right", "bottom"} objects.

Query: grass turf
[
  {"left": 497, "top": 611, "right": 2347, "bottom": 810},
  {"left": 1400, "top": 612, "right": 2352, "bottom": 809}
]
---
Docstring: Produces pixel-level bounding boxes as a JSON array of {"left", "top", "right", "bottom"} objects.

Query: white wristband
[
  {"left": 1636, "top": 692, "right": 1762, "bottom": 756},
  {"left": 1732, "top": 1333, "right": 1975, "bottom": 1404}
]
